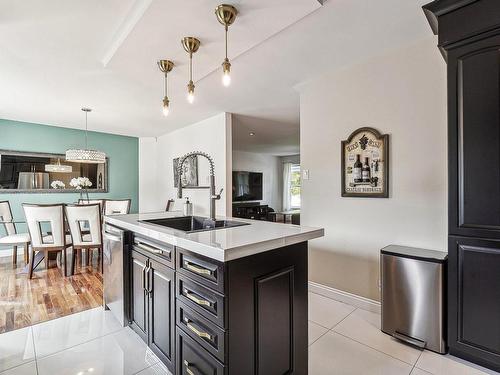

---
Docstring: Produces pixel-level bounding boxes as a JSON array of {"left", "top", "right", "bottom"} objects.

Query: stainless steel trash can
[{"left": 381, "top": 245, "right": 447, "bottom": 354}]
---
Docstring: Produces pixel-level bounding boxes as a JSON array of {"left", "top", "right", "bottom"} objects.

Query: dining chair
[
  {"left": 78, "top": 199, "right": 104, "bottom": 214},
  {"left": 23, "top": 203, "right": 72, "bottom": 278},
  {"left": 0, "top": 201, "right": 31, "bottom": 266},
  {"left": 104, "top": 199, "right": 131, "bottom": 215},
  {"left": 65, "top": 204, "right": 103, "bottom": 274}
]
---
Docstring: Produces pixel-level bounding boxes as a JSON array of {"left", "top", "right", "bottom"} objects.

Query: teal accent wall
[{"left": 0, "top": 118, "right": 139, "bottom": 229}]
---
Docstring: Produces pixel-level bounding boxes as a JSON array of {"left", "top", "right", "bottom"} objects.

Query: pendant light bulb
[
  {"left": 157, "top": 60, "right": 174, "bottom": 117},
  {"left": 187, "top": 81, "right": 195, "bottom": 104},
  {"left": 215, "top": 5, "right": 237, "bottom": 88},
  {"left": 182, "top": 37, "right": 201, "bottom": 104},
  {"left": 162, "top": 97, "right": 170, "bottom": 116},
  {"left": 222, "top": 59, "right": 231, "bottom": 87}
]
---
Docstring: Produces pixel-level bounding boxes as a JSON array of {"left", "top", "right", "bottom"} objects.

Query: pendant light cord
[
  {"left": 85, "top": 110, "right": 88, "bottom": 149},
  {"left": 225, "top": 26, "right": 228, "bottom": 60},
  {"left": 189, "top": 53, "right": 193, "bottom": 82},
  {"left": 164, "top": 72, "right": 168, "bottom": 96}
]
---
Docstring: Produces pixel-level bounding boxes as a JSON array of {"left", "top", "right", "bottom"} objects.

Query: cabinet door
[
  {"left": 449, "top": 236, "right": 500, "bottom": 371},
  {"left": 148, "top": 259, "right": 175, "bottom": 370},
  {"left": 130, "top": 250, "right": 148, "bottom": 343},
  {"left": 448, "top": 34, "right": 500, "bottom": 239}
]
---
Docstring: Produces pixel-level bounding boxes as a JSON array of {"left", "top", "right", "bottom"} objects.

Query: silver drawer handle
[
  {"left": 184, "top": 319, "right": 213, "bottom": 340},
  {"left": 184, "top": 289, "right": 212, "bottom": 307},
  {"left": 135, "top": 242, "right": 165, "bottom": 255},
  {"left": 184, "top": 360, "right": 195, "bottom": 375},
  {"left": 184, "top": 261, "right": 212, "bottom": 276}
]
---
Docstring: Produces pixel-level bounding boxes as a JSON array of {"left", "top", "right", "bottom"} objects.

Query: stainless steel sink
[{"left": 140, "top": 216, "right": 249, "bottom": 233}]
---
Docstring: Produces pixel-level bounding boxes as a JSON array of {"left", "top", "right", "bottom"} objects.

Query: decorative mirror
[{"left": 0, "top": 150, "right": 108, "bottom": 193}]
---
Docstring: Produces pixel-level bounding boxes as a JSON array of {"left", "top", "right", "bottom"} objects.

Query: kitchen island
[{"left": 104, "top": 211, "right": 324, "bottom": 375}]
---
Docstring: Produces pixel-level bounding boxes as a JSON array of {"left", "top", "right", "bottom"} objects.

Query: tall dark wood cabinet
[{"left": 424, "top": 0, "right": 500, "bottom": 371}]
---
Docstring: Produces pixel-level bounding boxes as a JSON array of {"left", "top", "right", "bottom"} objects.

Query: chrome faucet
[{"left": 177, "top": 151, "right": 223, "bottom": 221}]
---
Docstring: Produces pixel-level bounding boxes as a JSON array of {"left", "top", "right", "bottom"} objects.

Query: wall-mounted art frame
[
  {"left": 0, "top": 149, "right": 108, "bottom": 194},
  {"left": 341, "top": 127, "right": 389, "bottom": 198},
  {"left": 173, "top": 155, "right": 199, "bottom": 188}
]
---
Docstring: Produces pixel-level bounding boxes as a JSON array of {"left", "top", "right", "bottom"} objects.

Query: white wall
[
  {"left": 299, "top": 38, "right": 447, "bottom": 301},
  {"left": 233, "top": 151, "right": 283, "bottom": 211},
  {"left": 139, "top": 137, "right": 159, "bottom": 213},
  {"left": 139, "top": 113, "right": 232, "bottom": 217}
]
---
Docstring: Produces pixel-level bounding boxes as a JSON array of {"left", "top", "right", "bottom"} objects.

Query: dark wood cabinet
[
  {"left": 130, "top": 250, "right": 148, "bottom": 342},
  {"left": 424, "top": 0, "right": 500, "bottom": 371},
  {"left": 126, "top": 231, "right": 309, "bottom": 374},
  {"left": 130, "top": 246, "right": 175, "bottom": 372},
  {"left": 448, "top": 237, "right": 500, "bottom": 368},
  {"left": 174, "top": 243, "right": 308, "bottom": 375},
  {"left": 148, "top": 259, "right": 175, "bottom": 367}
]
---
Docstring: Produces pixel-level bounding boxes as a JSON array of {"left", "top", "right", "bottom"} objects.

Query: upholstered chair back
[
  {"left": 78, "top": 199, "right": 104, "bottom": 214},
  {"left": 65, "top": 204, "right": 102, "bottom": 247},
  {"left": 23, "top": 204, "right": 66, "bottom": 248},
  {"left": 0, "top": 201, "right": 16, "bottom": 236},
  {"left": 104, "top": 199, "right": 131, "bottom": 216}
]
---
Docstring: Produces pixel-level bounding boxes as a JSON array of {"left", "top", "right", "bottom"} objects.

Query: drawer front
[
  {"left": 133, "top": 235, "right": 174, "bottom": 268},
  {"left": 176, "top": 247, "right": 224, "bottom": 293},
  {"left": 177, "top": 328, "right": 225, "bottom": 375},
  {"left": 177, "top": 300, "right": 226, "bottom": 363},
  {"left": 176, "top": 274, "right": 225, "bottom": 328}
]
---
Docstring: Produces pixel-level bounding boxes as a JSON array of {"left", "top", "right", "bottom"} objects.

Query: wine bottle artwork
[{"left": 341, "top": 127, "right": 389, "bottom": 198}]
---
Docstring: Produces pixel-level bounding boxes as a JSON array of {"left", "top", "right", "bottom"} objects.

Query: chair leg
[
  {"left": 24, "top": 243, "right": 29, "bottom": 265},
  {"left": 100, "top": 248, "right": 104, "bottom": 274},
  {"left": 44, "top": 250, "right": 49, "bottom": 270},
  {"left": 12, "top": 245, "right": 17, "bottom": 266},
  {"left": 28, "top": 247, "right": 35, "bottom": 279},
  {"left": 62, "top": 249, "right": 67, "bottom": 277},
  {"left": 70, "top": 248, "right": 76, "bottom": 276}
]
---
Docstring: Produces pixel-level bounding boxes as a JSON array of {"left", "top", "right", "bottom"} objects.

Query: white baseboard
[{"left": 309, "top": 281, "right": 381, "bottom": 314}]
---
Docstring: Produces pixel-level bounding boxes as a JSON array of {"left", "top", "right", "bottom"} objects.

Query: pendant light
[
  {"left": 215, "top": 4, "right": 237, "bottom": 87},
  {"left": 157, "top": 60, "right": 174, "bottom": 116},
  {"left": 66, "top": 108, "right": 106, "bottom": 164},
  {"left": 45, "top": 158, "right": 72, "bottom": 173},
  {"left": 181, "top": 37, "right": 201, "bottom": 103}
]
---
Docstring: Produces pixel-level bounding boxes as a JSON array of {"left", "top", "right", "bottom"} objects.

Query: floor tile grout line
[
  {"left": 31, "top": 326, "right": 40, "bottom": 375},
  {"left": 32, "top": 326, "right": 126, "bottom": 361},
  {"left": 333, "top": 330, "right": 421, "bottom": 368},
  {"left": 308, "top": 308, "right": 357, "bottom": 347},
  {"left": 410, "top": 349, "right": 425, "bottom": 374},
  {"left": 330, "top": 307, "right": 358, "bottom": 330},
  {"left": 308, "top": 326, "right": 330, "bottom": 347},
  {"left": 0, "top": 360, "right": 37, "bottom": 375}
]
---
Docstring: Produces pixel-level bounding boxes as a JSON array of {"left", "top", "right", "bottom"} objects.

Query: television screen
[{"left": 232, "top": 171, "right": 263, "bottom": 201}]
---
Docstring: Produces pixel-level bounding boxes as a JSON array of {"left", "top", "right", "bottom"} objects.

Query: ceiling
[{"left": 0, "top": 0, "right": 433, "bottom": 140}]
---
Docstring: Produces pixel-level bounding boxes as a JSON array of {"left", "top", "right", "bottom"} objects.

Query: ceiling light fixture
[
  {"left": 215, "top": 4, "right": 238, "bottom": 87},
  {"left": 157, "top": 59, "right": 174, "bottom": 116},
  {"left": 45, "top": 158, "right": 73, "bottom": 173},
  {"left": 66, "top": 108, "right": 106, "bottom": 164},
  {"left": 181, "top": 37, "right": 201, "bottom": 103},
  {"left": 249, "top": 132, "right": 255, "bottom": 136}
]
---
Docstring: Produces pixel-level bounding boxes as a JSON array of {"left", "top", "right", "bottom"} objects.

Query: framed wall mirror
[{"left": 0, "top": 150, "right": 108, "bottom": 193}]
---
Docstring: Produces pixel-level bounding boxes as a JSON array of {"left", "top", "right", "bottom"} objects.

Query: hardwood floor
[{"left": 0, "top": 253, "right": 103, "bottom": 334}]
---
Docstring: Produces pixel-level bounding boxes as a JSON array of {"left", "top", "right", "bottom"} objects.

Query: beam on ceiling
[{"left": 101, "top": 0, "right": 153, "bottom": 67}]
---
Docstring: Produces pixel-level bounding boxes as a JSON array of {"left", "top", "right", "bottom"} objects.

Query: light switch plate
[{"left": 302, "top": 169, "right": 310, "bottom": 180}]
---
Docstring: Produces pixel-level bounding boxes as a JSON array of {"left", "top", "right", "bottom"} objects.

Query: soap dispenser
[{"left": 183, "top": 197, "right": 193, "bottom": 216}]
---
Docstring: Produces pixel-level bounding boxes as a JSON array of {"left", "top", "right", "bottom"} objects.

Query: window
[{"left": 290, "top": 164, "right": 301, "bottom": 209}]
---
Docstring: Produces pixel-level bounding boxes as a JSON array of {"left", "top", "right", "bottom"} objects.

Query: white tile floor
[{"left": 0, "top": 292, "right": 498, "bottom": 375}]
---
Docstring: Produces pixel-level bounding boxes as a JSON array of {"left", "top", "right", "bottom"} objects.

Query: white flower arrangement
[
  {"left": 51, "top": 180, "right": 65, "bottom": 189},
  {"left": 69, "top": 177, "right": 92, "bottom": 190}
]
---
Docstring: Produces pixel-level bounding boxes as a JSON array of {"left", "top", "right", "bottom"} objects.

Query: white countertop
[{"left": 104, "top": 211, "right": 324, "bottom": 262}]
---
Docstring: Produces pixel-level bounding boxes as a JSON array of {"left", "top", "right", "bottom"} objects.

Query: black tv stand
[{"left": 232, "top": 202, "right": 269, "bottom": 220}]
